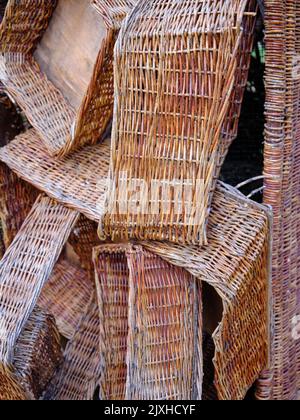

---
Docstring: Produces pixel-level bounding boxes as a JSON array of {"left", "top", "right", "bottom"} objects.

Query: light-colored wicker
[
  {"left": 13, "top": 307, "right": 62, "bottom": 400},
  {"left": 38, "top": 260, "right": 93, "bottom": 340},
  {"left": 0, "top": 162, "right": 38, "bottom": 249},
  {"left": 93, "top": 244, "right": 203, "bottom": 400},
  {"left": 0, "top": 0, "right": 134, "bottom": 157},
  {"left": 45, "top": 295, "right": 101, "bottom": 401},
  {"left": 142, "top": 182, "right": 272, "bottom": 400},
  {"left": 102, "top": 0, "right": 255, "bottom": 245},
  {"left": 0, "top": 195, "right": 79, "bottom": 365},
  {"left": 92, "top": 0, "right": 137, "bottom": 29},
  {"left": 0, "top": 130, "right": 110, "bottom": 221},
  {"left": 256, "top": 0, "right": 300, "bottom": 401}
]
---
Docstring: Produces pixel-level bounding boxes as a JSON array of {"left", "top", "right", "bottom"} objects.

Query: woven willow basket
[
  {"left": 0, "top": 364, "right": 27, "bottom": 401},
  {"left": 0, "top": 0, "right": 135, "bottom": 157},
  {"left": 93, "top": 244, "right": 203, "bottom": 401},
  {"left": 102, "top": 0, "right": 256, "bottom": 245},
  {"left": 0, "top": 162, "right": 38, "bottom": 250},
  {"left": 13, "top": 307, "right": 62, "bottom": 400},
  {"left": 0, "top": 195, "right": 78, "bottom": 366},
  {"left": 45, "top": 295, "right": 101, "bottom": 401},
  {"left": 143, "top": 182, "right": 272, "bottom": 400},
  {"left": 0, "top": 130, "right": 110, "bottom": 221},
  {"left": 38, "top": 259, "right": 93, "bottom": 340}
]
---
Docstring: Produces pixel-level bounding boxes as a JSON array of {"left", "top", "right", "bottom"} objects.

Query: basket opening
[{"left": 34, "top": 0, "right": 107, "bottom": 110}]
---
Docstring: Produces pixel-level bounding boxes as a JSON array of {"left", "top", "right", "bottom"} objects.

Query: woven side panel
[
  {"left": 92, "top": 0, "right": 137, "bottom": 29},
  {"left": 0, "top": 195, "right": 79, "bottom": 364},
  {"left": 103, "top": 0, "right": 249, "bottom": 245},
  {"left": 0, "top": 0, "right": 57, "bottom": 54},
  {"left": 0, "top": 130, "right": 110, "bottom": 221},
  {"left": 68, "top": 215, "right": 101, "bottom": 276},
  {"left": 0, "top": 162, "right": 38, "bottom": 249},
  {"left": 94, "top": 245, "right": 130, "bottom": 400},
  {"left": 0, "top": 364, "right": 27, "bottom": 400},
  {"left": 38, "top": 260, "right": 94, "bottom": 340},
  {"left": 143, "top": 182, "right": 271, "bottom": 400},
  {"left": 45, "top": 296, "right": 100, "bottom": 401},
  {"left": 0, "top": 56, "right": 75, "bottom": 157},
  {"left": 126, "top": 247, "right": 203, "bottom": 400},
  {"left": 13, "top": 307, "right": 62, "bottom": 399}
]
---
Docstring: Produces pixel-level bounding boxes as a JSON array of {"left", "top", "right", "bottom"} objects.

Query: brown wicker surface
[
  {"left": 93, "top": 244, "right": 203, "bottom": 400},
  {"left": 142, "top": 182, "right": 272, "bottom": 400},
  {"left": 0, "top": 162, "right": 38, "bottom": 249},
  {"left": 13, "top": 307, "right": 62, "bottom": 400},
  {"left": 0, "top": 195, "right": 79, "bottom": 365},
  {"left": 0, "top": 130, "right": 110, "bottom": 221},
  {"left": 0, "top": 364, "right": 27, "bottom": 401},
  {"left": 256, "top": 0, "right": 300, "bottom": 401},
  {"left": 68, "top": 215, "right": 102, "bottom": 277},
  {"left": 0, "top": 0, "right": 127, "bottom": 157},
  {"left": 38, "top": 260, "right": 93, "bottom": 340},
  {"left": 45, "top": 295, "right": 101, "bottom": 401},
  {"left": 102, "top": 0, "right": 254, "bottom": 245},
  {"left": 92, "top": 0, "right": 137, "bottom": 29}
]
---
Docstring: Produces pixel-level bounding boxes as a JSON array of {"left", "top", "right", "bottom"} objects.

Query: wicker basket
[
  {"left": 93, "top": 244, "right": 203, "bottom": 400},
  {"left": 92, "top": 0, "right": 137, "bottom": 29},
  {"left": 0, "top": 0, "right": 135, "bottom": 157},
  {"left": 45, "top": 295, "right": 101, "bottom": 401},
  {"left": 38, "top": 259, "right": 93, "bottom": 340},
  {"left": 101, "top": 0, "right": 256, "bottom": 245},
  {"left": 143, "top": 182, "right": 272, "bottom": 400},
  {"left": 0, "top": 364, "right": 27, "bottom": 400},
  {"left": 13, "top": 307, "right": 62, "bottom": 400},
  {"left": 256, "top": 0, "right": 300, "bottom": 401},
  {"left": 0, "top": 195, "right": 78, "bottom": 365},
  {"left": 0, "top": 130, "right": 110, "bottom": 221},
  {"left": 0, "top": 162, "right": 38, "bottom": 250}
]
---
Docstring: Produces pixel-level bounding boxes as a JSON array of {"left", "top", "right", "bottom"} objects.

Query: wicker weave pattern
[
  {"left": 0, "top": 130, "right": 110, "bottom": 221},
  {"left": 92, "top": 0, "right": 137, "bottom": 29},
  {"left": 143, "top": 182, "right": 271, "bottom": 400},
  {"left": 94, "top": 244, "right": 203, "bottom": 400},
  {"left": 102, "top": 0, "right": 251, "bottom": 245},
  {"left": 38, "top": 260, "right": 93, "bottom": 340},
  {"left": 0, "top": 0, "right": 133, "bottom": 157},
  {"left": 0, "top": 162, "right": 38, "bottom": 249},
  {"left": 94, "top": 245, "right": 130, "bottom": 400},
  {"left": 0, "top": 195, "right": 79, "bottom": 364},
  {"left": 0, "top": 364, "right": 27, "bottom": 401},
  {"left": 46, "top": 296, "right": 101, "bottom": 401},
  {"left": 126, "top": 247, "right": 202, "bottom": 400},
  {"left": 0, "top": 0, "right": 57, "bottom": 54},
  {"left": 14, "top": 307, "right": 62, "bottom": 399}
]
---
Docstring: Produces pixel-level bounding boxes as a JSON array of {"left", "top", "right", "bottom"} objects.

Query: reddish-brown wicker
[
  {"left": 0, "top": 130, "right": 110, "bottom": 221},
  {"left": 0, "top": 162, "right": 38, "bottom": 250},
  {"left": 93, "top": 244, "right": 203, "bottom": 400},
  {"left": 45, "top": 295, "right": 101, "bottom": 401},
  {"left": 0, "top": 364, "right": 27, "bottom": 400},
  {"left": 0, "top": 195, "right": 79, "bottom": 365},
  {"left": 0, "top": 1, "right": 134, "bottom": 157},
  {"left": 142, "top": 182, "right": 272, "bottom": 400},
  {"left": 13, "top": 307, "right": 62, "bottom": 400},
  {"left": 102, "top": 0, "right": 256, "bottom": 245},
  {"left": 38, "top": 260, "right": 94, "bottom": 340},
  {"left": 255, "top": 0, "right": 300, "bottom": 401}
]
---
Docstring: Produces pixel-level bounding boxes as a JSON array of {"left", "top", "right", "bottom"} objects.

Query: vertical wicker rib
[
  {"left": 13, "top": 307, "right": 62, "bottom": 400},
  {"left": 45, "top": 295, "right": 101, "bottom": 401},
  {"left": 256, "top": 0, "right": 300, "bottom": 401},
  {"left": 0, "top": 0, "right": 135, "bottom": 157},
  {"left": 38, "top": 260, "right": 94, "bottom": 340},
  {"left": 0, "top": 195, "right": 78, "bottom": 365},
  {"left": 102, "top": 0, "right": 253, "bottom": 245},
  {"left": 126, "top": 246, "right": 202, "bottom": 400},
  {"left": 0, "top": 162, "right": 38, "bottom": 249},
  {"left": 143, "top": 182, "right": 271, "bottom": 400},
  {"left": 93, "top": 244, "right": 203, "bottom": 400}
]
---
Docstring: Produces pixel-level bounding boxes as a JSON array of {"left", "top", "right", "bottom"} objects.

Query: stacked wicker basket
[{"left": 0, "top": 0, "right": 284, "bottom": 401}]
